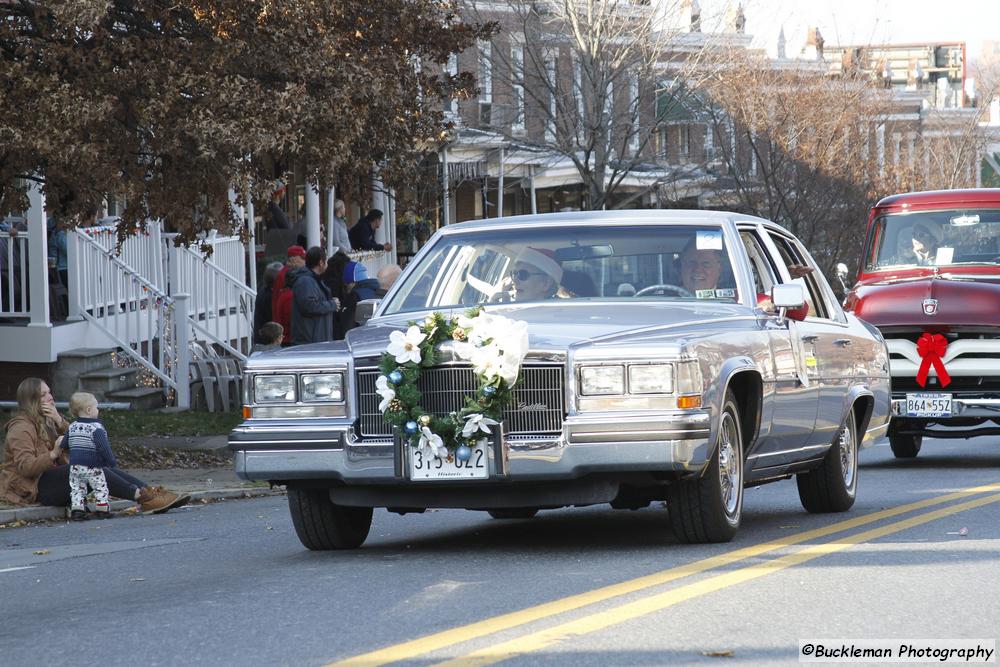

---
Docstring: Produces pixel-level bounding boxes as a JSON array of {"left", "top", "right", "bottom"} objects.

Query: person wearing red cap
[{"left": 271, "top": 245, "right": 307, "bottom": 346}]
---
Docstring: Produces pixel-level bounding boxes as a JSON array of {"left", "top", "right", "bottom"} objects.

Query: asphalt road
[{"left": 2, "top": 437, "right": 999, "bottom": 667}]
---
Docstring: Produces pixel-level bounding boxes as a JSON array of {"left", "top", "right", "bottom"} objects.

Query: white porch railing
[
  {"left": 70, "top": 227, "right": 190, "bottom": 406},
  {"left": 165, "top": 234, "right": 255, "bottom": 359},
  {"left": 0, "top": 228, "right": 28, "bottom": 318}
]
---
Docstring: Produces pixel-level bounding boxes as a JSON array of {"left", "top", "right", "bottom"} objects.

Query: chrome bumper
[{"left": 229, "top": 410, "right": 713, "bottom": 483}]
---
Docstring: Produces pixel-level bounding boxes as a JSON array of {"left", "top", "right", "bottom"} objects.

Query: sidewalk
[{"left": 0, "top": 434, "right": 284, "bottom": 525}]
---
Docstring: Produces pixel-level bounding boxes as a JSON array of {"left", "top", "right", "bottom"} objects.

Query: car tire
[
  {"left": 487, "top": 508, "right": 539, "bottom": 519},
  {"left": 668, "top": 391, "right": 743, "bottom": 544},
  {"left": 797, "top": 410, "right": 858, "bottom": 513},
  {"left": 287, "top": 487, "right": 373, "bottom": 550},
  {"left": 889, "top": 433, "right": 922, "bottom": 458}
]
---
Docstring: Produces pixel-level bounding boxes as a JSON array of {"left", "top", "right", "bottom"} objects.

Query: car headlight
[
  {"left": 254, "top": 375, "right": 296, "bottom": 402},
  {"left": 628, "top": 364, "right": 673, "bottom": 394},
  {"left": 674, "top": 360, "right": 704, "bottom": 395},
  {"left": 301, "top": 373, "right": 344, "bottom": 402},
  {"left": 580, "top": 366, "right": 625, "bottom": 395}
]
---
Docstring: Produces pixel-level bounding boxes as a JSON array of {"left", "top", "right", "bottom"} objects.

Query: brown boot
[{"left": 137, "top": 486, "right": 189, "bottom": 515}]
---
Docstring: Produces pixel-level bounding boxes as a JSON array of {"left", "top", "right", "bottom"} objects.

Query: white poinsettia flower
[
  {"left": 375, "top": 376, "right": 396, "bottom": 413},
  {"left": 418, "top": 426, "right": 448, "bottom": 459},
  {"left": 471, "top": 344, "right": 503, "bottom": 380},
  {"left": 461, "top": 413, "right": 499, "bottom": 438},
  {"left": 387, "top": 326, "right": 427, "bottom": 365}
]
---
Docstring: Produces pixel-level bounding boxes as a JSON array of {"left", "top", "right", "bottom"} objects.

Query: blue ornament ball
[
  {"left": 404, "top": 420, "right": 419, "bottom": 434},
  {"left": 456, "top": 444, "right": 472, "bottom": 462},
  {"left": 388, "top": 370, "right": 404, "bottom": 385},
  {"left": 482, "top": 385, "right": 497, "bottom": 396}
]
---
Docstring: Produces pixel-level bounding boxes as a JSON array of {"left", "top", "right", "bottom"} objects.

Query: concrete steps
[
  {"left": 106, "top": 387, "right": 165, "bottom": 411},
  {"left": 53, "top": 347, "right": 164, "bottom": 410}
]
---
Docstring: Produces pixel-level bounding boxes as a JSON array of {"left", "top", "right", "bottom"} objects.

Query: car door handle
[
  {"left": 801, "top": 334, "right": 819, "bottom": 343},
  {"left": 834, "top": 338, "right": 852, "bottom": 347}
]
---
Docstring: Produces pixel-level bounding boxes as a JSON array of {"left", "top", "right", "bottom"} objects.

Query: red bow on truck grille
[{"left": 916, "top": 332, "right": 951, "bottom": 388}]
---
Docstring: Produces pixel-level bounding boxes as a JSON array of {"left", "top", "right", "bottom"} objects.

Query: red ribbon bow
[{"left": 916, "top": 333, "right": 951, "bottom": 388}]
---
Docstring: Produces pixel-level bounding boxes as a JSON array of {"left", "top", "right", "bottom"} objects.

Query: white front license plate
[
  {"left": 905, "top": 392, "right": 952, "bottom": 417},
  {"left": 409, "top": 442, "right": 489, "bottom": 481}
]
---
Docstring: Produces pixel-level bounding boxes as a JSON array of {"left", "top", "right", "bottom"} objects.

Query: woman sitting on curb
[{"left": 0, "top": 378, "right": 189, "bottom": 516}]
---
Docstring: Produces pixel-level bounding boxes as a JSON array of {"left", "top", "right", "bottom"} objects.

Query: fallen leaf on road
[
  {"left": 702, "top": 649, "right": 734, "bottom": 657},
  {"left": 33, "top": 550, "right": 49, "bottom": 555},
  {"left": 129, "top": 577, "right": 146, "bottom": 582}
]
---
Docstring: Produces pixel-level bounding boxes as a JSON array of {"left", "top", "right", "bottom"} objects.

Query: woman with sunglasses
[{"left": 508, "top": 247, "right": 563, "bottom": 302}]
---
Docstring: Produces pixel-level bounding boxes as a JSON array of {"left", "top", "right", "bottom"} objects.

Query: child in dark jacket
[{"left": 58, "top": 392, "right": 116, "bottom": 520}]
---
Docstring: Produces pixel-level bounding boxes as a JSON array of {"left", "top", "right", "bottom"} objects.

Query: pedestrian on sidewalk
[
  {"left": 289, "top": 246, "right": 340, "bottom": 345},
  {"left": 57, "top": 392, "right": 116, "bottom": 520},
  {"left": 0, "top": 378, "right": 190, "bottom": 516}
]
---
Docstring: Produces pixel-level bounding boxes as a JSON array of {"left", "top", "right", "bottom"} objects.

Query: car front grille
[{"left": 356, "top": 365, "right": 565, "bottom": 438}]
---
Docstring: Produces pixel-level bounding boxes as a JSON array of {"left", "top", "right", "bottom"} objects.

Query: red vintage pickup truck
[{"left": 844, "top": 189, "right": 1000, "bottom": 458}]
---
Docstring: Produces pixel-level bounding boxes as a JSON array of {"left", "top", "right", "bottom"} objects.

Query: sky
[{"left": 699, "top": 0, "right": 999, "bottom": 63}]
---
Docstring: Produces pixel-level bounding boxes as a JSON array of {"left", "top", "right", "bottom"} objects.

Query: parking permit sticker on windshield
[
  {"left": 715, "top": 288, "right": 736, "bottom": 298},
  {"left": 935, "top": 247, "right": 954, "bottom": 264},
  {"left": 696, "top": 230, "right": 723, "bottom": 250},
  {"left": 695, "top": 289, "right": 715, "bottom": 299}
]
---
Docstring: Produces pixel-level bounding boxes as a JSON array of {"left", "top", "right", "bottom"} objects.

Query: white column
[
  {"left": 305, "top": 182, "right": 321, "bottom": 248},
  {"left": 876, "top": 124, "right": 886, "bottom": 178},
  {"left": 372, "top": 171, "right": 387, "bottom": 245},
  {"left": 530, "top": 167, "right": 538, "bottom": 214},
  {"left": 325, "top": 187, "right": 335, "bottom": 257},
  {"left": 388, "top": 188, "right": 397, "bottom": 263},
  {"left": 26, "top": 182, "right": 51, "bottom": 328},
  {"left": 497, "top": 147, "right": 505, "bottom": 218},
  {"left": 440, "top": 148, "right": 451, "bottom": 226},
  {"left": 246, "top": 195, "right": 256, "bottom": 291},
  {"left": 173, "top": 293, "right": 191, "bottom": 410}
]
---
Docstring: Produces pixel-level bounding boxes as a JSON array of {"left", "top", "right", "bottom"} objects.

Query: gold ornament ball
[{"left": 418, "top": 414, "right": 432, "bottom": 426}]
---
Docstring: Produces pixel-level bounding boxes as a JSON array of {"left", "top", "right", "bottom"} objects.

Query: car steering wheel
[{"left": 634, "top": 283, "right": 693, "bottom": 298}]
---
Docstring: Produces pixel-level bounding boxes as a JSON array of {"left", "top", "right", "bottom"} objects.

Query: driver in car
[
  {"left": 679, "top": 245, "right": 724, "bottom": 296},
  {"left": 496, "top": 247, "right": 564, "bottom": 302}
]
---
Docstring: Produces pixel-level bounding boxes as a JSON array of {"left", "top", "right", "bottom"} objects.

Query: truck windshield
[
  {"left": 870, "top": 209, "right": 1000, "bottom": 269},
  {"left": 382, "top": 224, "right": 740, "bottom": 315}
]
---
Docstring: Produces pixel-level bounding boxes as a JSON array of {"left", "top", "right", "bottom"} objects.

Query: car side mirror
[
  {"left": 835, "top": 262, "right": 849, "bottom": 280},
  {"left": 772, "top": 284, "right": 807, "bottom": 323},
  {"left": 354, "top": 298, "right": 381, "bottom": 327}
]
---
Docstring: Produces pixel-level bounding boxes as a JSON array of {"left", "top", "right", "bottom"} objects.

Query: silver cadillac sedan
[{"left": 230, "top": 210, "right": 890, "bottom": 547}]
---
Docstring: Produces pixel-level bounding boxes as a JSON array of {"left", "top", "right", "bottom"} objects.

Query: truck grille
[{"left": 356, "top": 365, "right": 565, "bottom": 438}]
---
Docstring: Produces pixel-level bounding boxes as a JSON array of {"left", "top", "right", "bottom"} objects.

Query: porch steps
[
  {"left": 106, "top": 387, "right": 166, "bottom": 411},
  {"left": 53, "top": 347, "right": 164, "bottom": 410},
  {"left": 79, "top": 367, "right": 143, "bottom": 394}
]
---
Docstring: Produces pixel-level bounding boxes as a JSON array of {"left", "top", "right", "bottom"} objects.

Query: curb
[{"left": 0, "top": 486, "right": 284, "bottom": 526}]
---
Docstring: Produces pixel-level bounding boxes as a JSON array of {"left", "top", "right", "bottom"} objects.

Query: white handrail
[{"left": 70, "top": 229, "right": 183, "bottom": 397}]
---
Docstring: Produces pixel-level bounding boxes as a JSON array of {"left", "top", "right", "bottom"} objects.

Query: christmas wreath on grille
[{"left": 375, "top": 307, "right": 529, "bottom": 462}]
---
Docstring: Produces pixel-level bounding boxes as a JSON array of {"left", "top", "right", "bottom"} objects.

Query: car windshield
[
  {"left": 382, "top": 224, "right": 739, "bottom": 315},
  {"left": 870, "top": 209, "right": 1000, "bottom": 269}
]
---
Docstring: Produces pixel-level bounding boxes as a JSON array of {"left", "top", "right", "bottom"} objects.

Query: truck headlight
[
  {"left": 579, "top": 366, "right": 625, "bottom": 395},
  {"left": 301, "top": 373, "right": 344, "bottom": 402},
  {"left": 628, "top": 364, "right": 673, "bottom": 394},
  {"left": 254, "top": 375, "right": 296, "bottom": 402}
]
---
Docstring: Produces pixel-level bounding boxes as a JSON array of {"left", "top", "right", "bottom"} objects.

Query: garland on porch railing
[{"left": 375, "top": 308, "right": 529, "bottom": 462}]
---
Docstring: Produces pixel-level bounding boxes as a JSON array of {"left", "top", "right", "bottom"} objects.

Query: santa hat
[{"left": 516, "top": 247, "right": 562, "bottom": 284}]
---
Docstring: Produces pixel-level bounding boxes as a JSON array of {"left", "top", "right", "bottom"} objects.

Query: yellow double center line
[{"left": 330, "top": 482, "right": 1000, "bottom": 667}]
